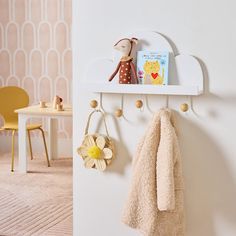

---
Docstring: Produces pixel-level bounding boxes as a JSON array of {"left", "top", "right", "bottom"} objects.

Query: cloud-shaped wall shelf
[{"left": 81, "top": 31, "right": 204, "bottom": 96}]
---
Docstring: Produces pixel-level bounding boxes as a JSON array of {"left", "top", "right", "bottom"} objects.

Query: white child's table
[{"left": 15, "top": 104, "right": 72, "bottom": 173}]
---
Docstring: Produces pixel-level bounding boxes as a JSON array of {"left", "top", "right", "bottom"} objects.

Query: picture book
[{"left": 136, "top": 51, "right": 169, "bottom": 85}]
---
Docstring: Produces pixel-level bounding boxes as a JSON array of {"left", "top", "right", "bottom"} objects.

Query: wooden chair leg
[
  {"left": 27, "top": 130, "right": 33, "bottom": 160},
  {"left": 11, "top": 130, "right": 16, "bottom": 172},
  {"left": 38, "top": 127, "right": 50, "bottom": 167}
]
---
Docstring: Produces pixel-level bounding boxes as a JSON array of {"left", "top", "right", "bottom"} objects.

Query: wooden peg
[
  {"left": 180, "top": 103, "right": 189, "bottom": 112},
  {"left": 90, "top": 100, "right": 98, "bottom": 108},
  {"left": 135, "top": 100, "right": 143, "bottom": 109},
  {"left": 115, "top": 109, "right": 123, "bottom": 117}
]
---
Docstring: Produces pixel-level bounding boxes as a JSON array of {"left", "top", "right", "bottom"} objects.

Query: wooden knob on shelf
[
  {"left": 180, "top": 103, "right": 189, "bottom": 112},
  {"left": 115, "top": 109, "right": 123, "bottom": 117},
  {"left": 135, "top": 100, "right": 143, "bottom": 109},
  {"left": 90, "top": 100, "right": 98, "bottom": 108}
]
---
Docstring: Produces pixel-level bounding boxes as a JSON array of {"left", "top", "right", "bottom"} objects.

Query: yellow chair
[{"left": 0, "top": 86, "right": 50, "bottom": 172}]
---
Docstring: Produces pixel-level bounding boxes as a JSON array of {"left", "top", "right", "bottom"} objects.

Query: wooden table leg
[
  {"left": 48, "top": 118, "right": 58, "bottom": 160},
  {"left": 18, "top": 114, "right": 28, "bottom": 173}
]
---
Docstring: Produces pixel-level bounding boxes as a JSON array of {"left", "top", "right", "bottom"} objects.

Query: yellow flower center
[{"left": 87, "top": 146, "right": 102, "bottom": 159}]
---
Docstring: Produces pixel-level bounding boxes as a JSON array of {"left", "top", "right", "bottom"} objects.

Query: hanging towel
[{"left": 122, "top": 108, "right": 185, "bottom": 236}]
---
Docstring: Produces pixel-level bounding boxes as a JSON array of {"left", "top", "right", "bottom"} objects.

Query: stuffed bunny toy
[{"left": 109, "top": 37, "right": 139, "bottom": 84}]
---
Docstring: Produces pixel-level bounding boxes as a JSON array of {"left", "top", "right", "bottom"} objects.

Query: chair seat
[{"left": 1, "top": 123, "right": 42, "bottom": 131}]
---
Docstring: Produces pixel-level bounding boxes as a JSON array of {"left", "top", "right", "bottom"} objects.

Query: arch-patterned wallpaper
[{"left": 0, "top": 0, "right": 72, "bottom": 139}]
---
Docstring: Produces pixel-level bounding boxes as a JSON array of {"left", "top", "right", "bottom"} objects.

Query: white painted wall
[{"left": 73, "top": 0, "right": 236, "bottom": 235}]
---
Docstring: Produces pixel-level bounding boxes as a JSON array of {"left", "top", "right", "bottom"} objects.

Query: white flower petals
[
  {"left": 94, "top": 159, "right": 106, "bottom": 171},
  {"left": 96, "top": 136, "right": 106, "bottom": 150},
  {"left": 84, "top": 157, "right": 95, "bottom": 169},
  {"left": 103, "top": 148, "right": 113, "bottom": 159},
  {"left": 77, "top": 146, "right": 88, "bottom": 157},
  {"left": 83, "top": 135, "right": 95, "bottom": 147}
]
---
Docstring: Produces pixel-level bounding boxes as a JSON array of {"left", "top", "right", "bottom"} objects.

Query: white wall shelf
[
  {"left": 80, "top": 83, "right": 203, "bottom": 96},
  {"left": 83, "top": 31, "right": 204, "bottom": 97}
]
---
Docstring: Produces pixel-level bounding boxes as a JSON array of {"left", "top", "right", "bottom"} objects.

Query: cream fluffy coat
[{"left": 122, "top": 109, "right": 185, "bottom": 236}]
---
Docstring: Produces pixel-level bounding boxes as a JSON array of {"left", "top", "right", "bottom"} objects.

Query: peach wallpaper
[{"left": 0, "top": 0, "right": 72, "bottom": 139}]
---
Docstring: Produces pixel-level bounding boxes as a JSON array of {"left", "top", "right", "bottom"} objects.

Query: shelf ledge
[{"left": 79, "top": 83, "right": 203, "bottom": 96}]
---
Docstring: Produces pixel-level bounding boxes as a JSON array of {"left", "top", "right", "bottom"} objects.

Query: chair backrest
[{"left": 0, "top": 86, "right": 29, "bottom": 125}]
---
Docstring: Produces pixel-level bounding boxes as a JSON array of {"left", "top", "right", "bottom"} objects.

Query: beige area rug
[{"left": 0, "top": 153, "right": 72, "bottom": 236}]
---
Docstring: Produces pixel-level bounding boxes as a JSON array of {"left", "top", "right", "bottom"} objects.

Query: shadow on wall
[{"left": 178, "top": 115, "right": 236, "bottom": 236}]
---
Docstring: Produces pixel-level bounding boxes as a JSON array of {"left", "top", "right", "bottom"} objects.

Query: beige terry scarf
[{"left": 122, "top": 109, "right": 185, "bottom": 236}]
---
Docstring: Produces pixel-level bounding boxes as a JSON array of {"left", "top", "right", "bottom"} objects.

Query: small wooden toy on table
[
  {"left": 53, "top": 95, "right": 64, "bottom": 111},
  {"left": 109, "top": 37, "right": 139, "bottom": 84},
  {"left": 39, "top": 101, "right": 47, "bottom": 108}
]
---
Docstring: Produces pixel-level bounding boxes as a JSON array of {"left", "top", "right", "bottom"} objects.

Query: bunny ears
[{"left": 114, "top": 37, "right": 138, "bottom": 46}]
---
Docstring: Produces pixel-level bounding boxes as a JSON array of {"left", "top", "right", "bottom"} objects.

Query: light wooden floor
[{"left": 0, "top": 152, "right": 72, "bottom": 236}]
